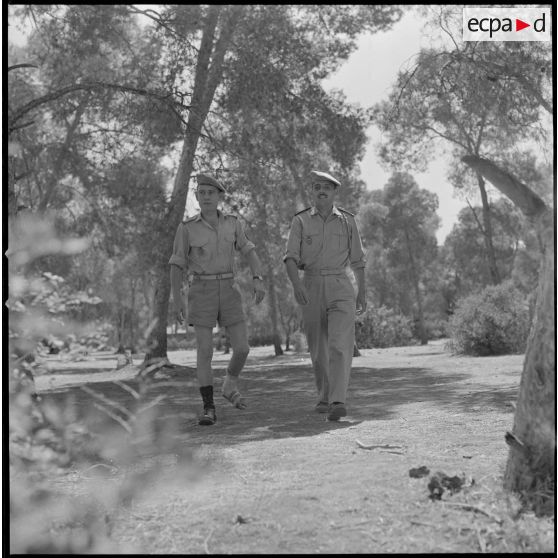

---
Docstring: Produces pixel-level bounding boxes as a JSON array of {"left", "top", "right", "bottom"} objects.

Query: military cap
[
  {"left": 196, "top": 173, "right": 227, "bottom": 193},
  {"left": 310, "top": 170, "right": 341, "bottom": 188}
]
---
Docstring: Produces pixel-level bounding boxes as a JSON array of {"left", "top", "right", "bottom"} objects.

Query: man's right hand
[{"left": 292, "top": 282, "right": 309, "bottom": 306}]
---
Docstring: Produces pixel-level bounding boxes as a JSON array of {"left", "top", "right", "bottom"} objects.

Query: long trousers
[{"left": 301, "top": 273, "right": 356, "bottom": 404}]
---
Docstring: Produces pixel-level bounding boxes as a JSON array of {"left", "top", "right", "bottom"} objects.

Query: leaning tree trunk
[
  {"left": 462, "top": 155, "right": 555, "bottom": 515},
  {"left": 144, "top": 6, "right": 242, "bottom": 363}
]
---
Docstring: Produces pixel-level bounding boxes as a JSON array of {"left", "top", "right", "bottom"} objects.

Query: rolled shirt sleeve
[
  {"left": 168, "top": 223, "right": 189, "bottom": 269},
  {"left": 234, "top": 219, "right": 256, "bottom": 256},
  {"left": 349, "top": 217, "right": 366, "bottom": 270},
  {"left": 283, "top": 216, "right": 302, "bottom": 266}
]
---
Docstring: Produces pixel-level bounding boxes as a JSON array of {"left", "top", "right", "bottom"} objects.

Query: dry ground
[{"left": 32, "top": 340, "right": 555, "bottom": 554}]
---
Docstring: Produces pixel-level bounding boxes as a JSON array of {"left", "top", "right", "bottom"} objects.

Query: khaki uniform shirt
[
  {"left": 169, "top": 210, "right": 255, "bottom": 274},
  {"left": 283, "top": 206, "right": 366, "bottom": 272}
]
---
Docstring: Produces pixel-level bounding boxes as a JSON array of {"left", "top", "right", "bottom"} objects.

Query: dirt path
[{"left": 36, "top": 341, "right": 554, "bottom": 553}]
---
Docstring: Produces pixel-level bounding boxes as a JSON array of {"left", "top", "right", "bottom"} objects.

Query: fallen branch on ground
[
  {"left": 355, "top": 439, "right": 404, "bottom": 451},
  {"left": 443, "top": 502, "right": 503, "bottom": 525}
]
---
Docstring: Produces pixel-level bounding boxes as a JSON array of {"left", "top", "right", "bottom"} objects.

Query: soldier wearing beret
[
  {"left": 284, "top": 170, "right": 366, "bottom": 421},
  {"left": 169, "top": 173, "right": 266, "bottom": 425}
]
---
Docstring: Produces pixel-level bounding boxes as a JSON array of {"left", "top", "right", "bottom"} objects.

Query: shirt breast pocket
[
  {"left": 189, "top": 238, "right": 210, "bottom": 261},
  {"left": 333, "top": 232, "right": 349, "bottom": 250},
  {"left": 223, "top": 231, "right": 236, "bottom": 253},
  {"left": 301, "top": 232, "right": 321, "bottom": 258}
]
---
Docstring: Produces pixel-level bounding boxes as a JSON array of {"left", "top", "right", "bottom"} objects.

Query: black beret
[{"left": 196, "top": 173, "right": 227, "bottom": 193}]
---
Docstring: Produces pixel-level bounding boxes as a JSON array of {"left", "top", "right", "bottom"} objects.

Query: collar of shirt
[
  {"left": 193, "top": 209, "right": 224, "bottom": 230},
  {"left": 309, "top": 205, "right": 343, "bottom": 218}
]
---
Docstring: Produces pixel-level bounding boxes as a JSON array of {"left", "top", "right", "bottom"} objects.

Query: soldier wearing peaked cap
[
  {"left": 309, "top": 170, "right": 341, "bottom": 188},
  {"left": 283, "top": 170, "right": 367, "bottom": 421},
  {"left": 169, "top": 173, "right": 266, "bottom": 426}
]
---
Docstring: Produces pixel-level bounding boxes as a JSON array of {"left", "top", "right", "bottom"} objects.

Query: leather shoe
[
  {"left": 199, "top": 406, "right": 217, "bottom": 425},
  {"left": 327, "top": 402, "right": 347, "bottom": 421},
  {"left": 315, "top": 401, "right": 329, "bottom": 413}
]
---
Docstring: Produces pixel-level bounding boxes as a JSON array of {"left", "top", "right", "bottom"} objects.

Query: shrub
[
  {"left": 248, "top": 332, "right": 281, "bottom": 347},
  {"left": 167, "top": 332, "right": 197, "bottom": 351},
  {"left": 423, "top": 315, "right": 450, "bottom": 340},
  {"left": 448, "top": 281, "right": 531, "bottom": 356},
  {"left": 355, "top": 306, "right": 415, "bottom": 348},
  {"left": 8, "top": 214, "right": 194, "bottom": 553},
  {"left": 291, "top": 330, "right": 307, "bottom": 353}
]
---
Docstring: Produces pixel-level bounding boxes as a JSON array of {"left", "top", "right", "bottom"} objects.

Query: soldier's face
[
  {"left": 196, "top": 185, "right": 222, "bottom": 211},
  {"left": 311, "top": 180, "right": 337, "bottom": 206}
]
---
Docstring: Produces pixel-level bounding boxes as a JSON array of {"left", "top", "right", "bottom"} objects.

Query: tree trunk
[
  {"left": 118, "top": 304, "right": 125, "bottom": 349},
  {"left": 266, "top": 264, "right": 284, "bottom": 356},
  {"left": 130, "top": 277, "right": 136, "bottom": 353},
  {"left": 245, "top": 158, "right": 284, "bottom": 356},
  {"left": 404, "top": 227, "right": 427, "bottom": 344},
  {"left": 476, "top": 173, "right": 501, "bottom": 284},
  {"left": 462, "top": 155, "right": 555, "bottom": 514},
  {"left": 145, "top": 259, "right": 170, "bottom": 360},
  {"left": 144, "top": 6, "right": 242, "bottom": 362},
  {"left": 503, "top": 209, "right": 555, "bottom": 514}
]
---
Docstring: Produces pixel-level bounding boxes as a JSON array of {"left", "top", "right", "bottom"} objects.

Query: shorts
[{"left": 187, "top": 278, "right": 245, "bottom": 328}]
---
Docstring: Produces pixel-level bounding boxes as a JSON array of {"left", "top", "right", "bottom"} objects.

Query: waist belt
[
  {"left": 304, "top": 269, "right": 347, "bottom": 276},
  {"left": 193, "top": 272, "right": 234, "bottom": 281}
]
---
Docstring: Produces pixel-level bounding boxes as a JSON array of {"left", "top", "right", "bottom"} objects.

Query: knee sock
[{"left": 199, "top": 385, "right": 214, "bottom": 409}]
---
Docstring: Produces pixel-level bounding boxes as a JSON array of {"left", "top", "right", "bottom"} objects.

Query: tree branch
[
  {"left": 199, "top": 6, "right": 243, "bottom": 118},
  {"left": 456, "top": 52, "right": 552, "bottom": 115},
  {"left": 465, "top": 197, "right": 485, "bottom": 235},
  {"left": 126, "top": 6, "right": 200, "bottom": 55},
  {"left": 9, "top": 81, "right": 191, "bottom": 133},
  {"left": 8, "top": 63, "right": 38, "bottom": 72}
]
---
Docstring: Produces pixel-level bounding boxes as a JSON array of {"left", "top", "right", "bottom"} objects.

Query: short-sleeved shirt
[
  {"left": 283, "top": 206, "right": 366, "bottom": 272},
  {"left": 169, "top": 210, "right": 255, "bottom": 274}
]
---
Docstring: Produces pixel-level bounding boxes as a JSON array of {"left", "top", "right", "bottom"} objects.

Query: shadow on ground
[{"left": 39, "top": 353, "right": 518, "bottom": 454}]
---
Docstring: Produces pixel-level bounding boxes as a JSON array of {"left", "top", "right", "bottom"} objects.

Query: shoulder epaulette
[
  {"left": 338, "top": 207, "right": 354, "bottom": 217},
  {"left": 223, "top": 213, "right": 238, "bottom": 220},
  {"left": 294, "top": 207, "right": 311, "bottom": 216}
]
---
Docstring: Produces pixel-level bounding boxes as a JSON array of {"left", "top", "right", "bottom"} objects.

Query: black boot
[{"left": 199, "top": 385, "right": 216, "bottom": 425}]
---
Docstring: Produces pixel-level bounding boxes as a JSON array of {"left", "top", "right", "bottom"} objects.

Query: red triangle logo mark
[{"left": 516, "top": 18, "right": 530, "bottom": 31}]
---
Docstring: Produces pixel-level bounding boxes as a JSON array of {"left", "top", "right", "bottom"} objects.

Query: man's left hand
[
  {"left": 253, "top": 278, "right": 265, "bottom": 304},
  {"left": 356, "top": 290, "right": 367, "bottom": 315}
]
